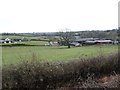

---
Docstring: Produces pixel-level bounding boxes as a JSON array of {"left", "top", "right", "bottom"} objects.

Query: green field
[
  {"left": 16, "top": 41, "right": 49, "bottom": 45},
  {"left": 0, "top": 35, "right": 48, "bottom": 40},
  {"left": 2, "top": 45, "right": 118, "bottom": 65},
  {"left": 0, "top": 41, "right": 49, "bottom": 46}
]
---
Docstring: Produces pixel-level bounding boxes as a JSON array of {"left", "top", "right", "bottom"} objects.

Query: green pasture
[
  {"left": 0, "top": 35, "right": 48, "bottom": 40},
  {"left": 1, "top": 41, "right": 49, "bottom": 46},
  {"left": 2, "top": 45, "right": 118, "bottom": 65},
  {"left": 17, "top": 41, "right": 49, "bottom": 45}
]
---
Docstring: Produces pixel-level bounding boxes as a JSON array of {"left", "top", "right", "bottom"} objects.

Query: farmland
[
  {"left": 2, "top": 44, "right": 118, "bottom": 65},
  {"left": 2, "top": 44, "right": 119, "bottom": 89},
  {"left": 1, "top": 34, "right": 119, "bottom": 89},
  {"left": 1, "top": 35, "right": 43, "bottom": 40}
]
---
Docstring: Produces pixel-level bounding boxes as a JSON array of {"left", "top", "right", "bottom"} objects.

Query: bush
[{"left": 2, "top": 52, "right": 119, "bottom": 89}]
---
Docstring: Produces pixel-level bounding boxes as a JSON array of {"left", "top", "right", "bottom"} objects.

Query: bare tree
[{"left": 59, "top": 28, "right": 75, "bottom": 48}]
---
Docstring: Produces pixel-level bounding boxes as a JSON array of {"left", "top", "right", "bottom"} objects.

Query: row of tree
[
  {"left": 1, "top": 28, "right": 118, "bottom": 40},
  {"left": 1, "top": 28, "right": 119, "bottom": 48}
]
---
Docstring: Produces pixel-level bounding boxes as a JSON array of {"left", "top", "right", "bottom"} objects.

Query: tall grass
[{"left": 2, "top": 51, "right": 119, "bottom": 89}]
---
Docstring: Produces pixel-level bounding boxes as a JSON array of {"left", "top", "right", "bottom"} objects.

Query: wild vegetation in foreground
[{"left": 2, "top": 51, "right": 119, "bottom": 89}]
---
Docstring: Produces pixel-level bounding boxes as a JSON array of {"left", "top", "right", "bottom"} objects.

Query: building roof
[
  {"left": 85, "top": 40, "right": 113, "bottom": 43},
  {"left": 5, "top": 38, "right": 11, "bottom": 41},
  {"left": 95, "top": 40, "right": 113, "bottom": 43},
  {"left": 76, "top": 38, "right": 99, "bottom": 42}
]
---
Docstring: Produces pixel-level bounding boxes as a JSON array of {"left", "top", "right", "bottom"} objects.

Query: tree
[{"left": 59, "top": 28, "right": 75, "bottom": 48}]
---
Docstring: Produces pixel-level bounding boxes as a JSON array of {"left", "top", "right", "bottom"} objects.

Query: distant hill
[{"left": 1, "top": 29, "right": 118, "bottom": 40}]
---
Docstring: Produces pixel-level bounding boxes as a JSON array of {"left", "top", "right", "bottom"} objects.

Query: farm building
[
  {"left": 85, "top": 40, "right": 113, "bottom": 45},
  {"left": 13, "top": 39, "right": 22, "bottom": 42},
  {"left": 70, "top": 42, "right": 82, "bottom": 47},
  {"left": 95, "top": 40, "right": 113, "bottom": 44},
  {"left": 75, "top": 38, "right": 114, "bottom": 45},
  {"left": 0, "top": 38, "right": 22, "bottom": 44},
  {"left": 0, "top": 38, "right": 14, "bottom": 44},
  {"left": 0, "top": 39, "right": 5, "bottom": 43},
  {"left": 48, "top": 41, "right": 59, "bottom": 46},
  {"left": 75, "top": 38, "right": 99, "bottom": 45}
]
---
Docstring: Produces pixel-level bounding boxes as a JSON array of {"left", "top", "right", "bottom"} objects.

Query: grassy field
[
  {"left": 16, "top": 41, "right": 49, "bottom": 45},
  {"left": 2, "top": 45, "right": 118, "bottom": 65},
  {"left": 0, "top": 35, "right": 48, "bottom": 40}
]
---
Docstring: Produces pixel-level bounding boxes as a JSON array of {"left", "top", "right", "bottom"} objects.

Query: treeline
[
  {"left": 77, "top": 29, "right": 118, "bottom": 40},
  {"left": 1, "top": 29, "right": 119, "bottom": 40}
]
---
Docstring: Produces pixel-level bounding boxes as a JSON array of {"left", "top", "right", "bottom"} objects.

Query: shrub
[{"left": 2, "top": 52, "right": 119, "bottom": 89}]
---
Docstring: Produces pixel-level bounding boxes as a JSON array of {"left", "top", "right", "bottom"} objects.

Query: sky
[{"left": 0, "top": 0, "right": 119, "bottom": 33}]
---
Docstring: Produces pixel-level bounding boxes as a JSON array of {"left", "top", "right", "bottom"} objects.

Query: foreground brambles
[
  {"left": 56, "top": 75, "right": 119, "bottom": 89},
  {"left": 2, "top": 52, "right": 119, "bottom": 89}
]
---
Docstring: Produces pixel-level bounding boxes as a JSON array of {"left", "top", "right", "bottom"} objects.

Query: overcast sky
[{"left": 0, "top": 0, "right": 119, "bottom": 33}]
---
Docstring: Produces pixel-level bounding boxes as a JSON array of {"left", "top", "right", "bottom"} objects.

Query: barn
[
  {"left": 75, "top": 38, "right": 114, "bottom": 45},
  {"left": 0, "top": 38, "right": 14, "bottom": 44}
]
